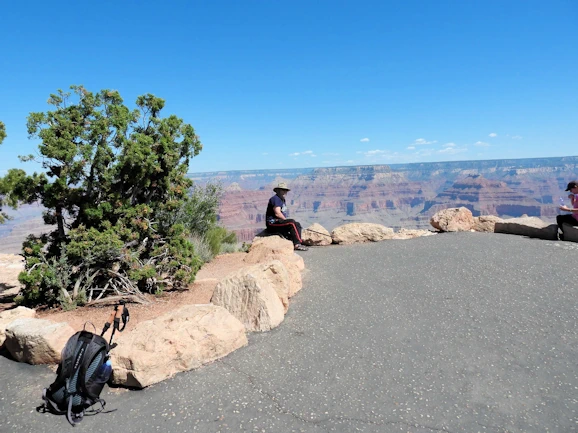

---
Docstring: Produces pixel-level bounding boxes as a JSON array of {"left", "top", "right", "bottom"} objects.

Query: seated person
[
  {"left": 266, "top": 182, "right": 308, "bottom": 251},
  {"left": 557, "top": 180, "right": 578, "bottom": 240}
]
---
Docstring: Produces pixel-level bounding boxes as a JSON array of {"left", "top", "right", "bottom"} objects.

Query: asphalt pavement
[{"left": 1, "top": 232, "right": 577, "bottom": 433}]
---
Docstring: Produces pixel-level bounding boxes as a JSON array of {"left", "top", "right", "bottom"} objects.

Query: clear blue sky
[{"left": 1, "top": 0, "right": 577, "bottom": 175}]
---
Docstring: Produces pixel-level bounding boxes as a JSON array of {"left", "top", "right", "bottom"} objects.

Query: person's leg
[
  {"left": 267, "top": 219, "right": 303, "bottom": 246},
  {"left": 294, "top": 221, "right": 303, "bottom": 241},
  {"left": 556, "top": 214, "right": 576, "bottom": 240},
  {"left": 266, "top": 223, "right": 286, "bottom": 239}
]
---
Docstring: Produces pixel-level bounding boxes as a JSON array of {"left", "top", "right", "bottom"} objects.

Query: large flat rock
[
  {"left": 4, "top": 318, "right": 73, "bottom": 364},
  {"left": 110, "top": 304, "right": 247, "bottom": 389},
  {"left": 494, "top": 216, "right": 557, "bottom": 240}
]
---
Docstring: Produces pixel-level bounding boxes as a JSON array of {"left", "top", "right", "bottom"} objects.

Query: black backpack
[{"left": 41, "top": 303, "right": 129, "bottom": 426}]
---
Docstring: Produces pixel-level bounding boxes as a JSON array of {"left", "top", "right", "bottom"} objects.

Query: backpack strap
[
  {"left": 77, "top": 334, "right": 109, "bottom": 401},
  {"left": 66, "top": 394, "right": 84, "bottom": 426},
  {"left": 42, "top": 388, "right": 66, "bottom": 415},
  {"left": 44, "top": 331, "right": 83, "bottom": 396}
]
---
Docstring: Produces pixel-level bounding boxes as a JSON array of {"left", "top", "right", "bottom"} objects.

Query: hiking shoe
[{"left": 294, "top": 244, "right": 309, "bottom": 251}]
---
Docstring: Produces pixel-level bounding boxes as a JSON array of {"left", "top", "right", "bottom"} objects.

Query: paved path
[{"left": 1, "top": 233, "right": 577, "bottom": 432}]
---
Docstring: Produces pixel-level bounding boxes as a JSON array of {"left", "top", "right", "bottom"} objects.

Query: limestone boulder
[
  {"left": 245, "top": 236, "right": 304, "bottom": 297},
  {"left": 302, "top": 223, "right": 332, "bottom": 246},
  {"left": 110, "top": 304, "right": 247, "bottom": 388},
  {"left": 246, "top": 236, "right": 294, "bottom": 258},
  {"left": 5, "top": 318, "right": 74, "bottom": 364},
  {"left": 391, "top": 229, "right": 437, "bottom": 240},
  {"left": 473, "top": 215, "right": 504, "bottom": 233},
  {"left": 0, "top": 254, "right": 25, "bottom": 300},
  {"left": 0, "top": 306, "right": 36, "bottom": 347},
  {"left": 430, "top": 207, "right": 474, "bottom": 232},
  {"left": 494, "top": 217, "right": 557, "bottom": 240},
  {"left": 331, "top": 223, "right": 394, "bottom": 244},
  {"left": 212, "top": 264, "right": 286, "bottom": 331},
  {"left": 254, "top": 261, "right": 291, "bottom": 312}
]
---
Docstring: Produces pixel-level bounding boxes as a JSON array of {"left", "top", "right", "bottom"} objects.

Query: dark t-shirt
[{"left": 266, "top": 195, "right": 287, "bottom": 224}]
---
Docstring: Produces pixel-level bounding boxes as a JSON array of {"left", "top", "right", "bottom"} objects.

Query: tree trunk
[{"left": 56, "top": 205, "right": 66, "bottom": 239}]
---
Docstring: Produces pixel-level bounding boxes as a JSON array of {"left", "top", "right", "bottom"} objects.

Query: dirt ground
[{"left": 35, "top": 252, "right": 248, "bottom": 333}]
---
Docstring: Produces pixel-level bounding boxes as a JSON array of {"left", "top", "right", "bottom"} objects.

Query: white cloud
[
  {"left": 360, "top": 138, "right": 370, "bottom": 142},
  {"left": 262, "top": 152, "right": 269, "bottom": 155},
  {"left": 365, "top": 149, "right": 386, "bottom": 156},
  {"left": 407, "top": 146, "right": 415, "bottom": 150},
  {"left": 443, "top": 142, "right": 456, "bottom": 148},
  {"left": 474, "top": 141, "right": 490, "bottom": 147},
  {"left": 511, "top": 135, "right": 522, "bottom": 140},
  {"left": 289, "top": 150, "right": 316, "bottom": 157},
  {"left": 438, "top": 146, "right": 467, "bottom": 155},
  {"left": 414, "top": 138, "right": 437, "bottom": 145},
  {"left": 489, "top": 133, "right": 497, "bottom": 138}
]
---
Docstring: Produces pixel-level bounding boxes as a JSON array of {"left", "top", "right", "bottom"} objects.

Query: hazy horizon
[{"left": 187, "top": 154, "right": 578, "bottom": 176}]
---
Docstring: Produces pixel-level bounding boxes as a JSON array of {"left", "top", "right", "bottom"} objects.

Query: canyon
[
  {"left": 1, "top": 156, "right": 577, "bottom": 250},
  {"left": 195, "top": 156, "right": 578, "bottom": 242}
]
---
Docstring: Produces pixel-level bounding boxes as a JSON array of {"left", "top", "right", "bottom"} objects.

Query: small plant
[
  {"left": 205, "top": 226, "right": 237, "bottom": 257},
  {"left": 188, "top": 233, "right": 214, "bottom": 263},
  {"left": 219, "top": 242, "right": 240, "bottom": 254}
]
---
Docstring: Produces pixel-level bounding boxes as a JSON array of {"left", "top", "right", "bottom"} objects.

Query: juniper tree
[
  {"left": 0, "top": 122, "right": 38, "bottom": 224},
  {"left": 8, "top": 86, "right": 206, "bottom": 307}
]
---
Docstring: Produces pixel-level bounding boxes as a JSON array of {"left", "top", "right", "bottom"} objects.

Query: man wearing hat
[
  {"left": 266, "top": 182, "right": 308, "bottom": 251},
  {"left": 556, "top": 180, "right": 578, "bottom": 240}
]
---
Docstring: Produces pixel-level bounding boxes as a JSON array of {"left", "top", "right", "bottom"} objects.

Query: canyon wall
[
  {"left": 1, "top": 157, "right": 577, "bottom": 249},
  {"left": 213, "top": 157, "right": 578, "bottom": 241}
]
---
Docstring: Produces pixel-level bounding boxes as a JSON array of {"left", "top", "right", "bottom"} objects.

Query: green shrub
[
  {"left": 205, "top": 226, "right": 237, "bottom": 256},
  {"left": 219, "top": 242, "right": 240, "bottom": 254},
  {"left": 5, "top": 86, "right": 208, "bottom": 308},
  {"left": 188, "top": 233, "right": 214, "bottom": 263}
]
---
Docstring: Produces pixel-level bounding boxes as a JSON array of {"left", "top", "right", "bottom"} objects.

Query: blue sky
[{"left": 1, "top": 0, "right": 577, "bottom": 175}]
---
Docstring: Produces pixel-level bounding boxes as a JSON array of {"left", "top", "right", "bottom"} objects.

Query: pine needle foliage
[{"left": 5, "top": 86, "right": 208, "bottom": 306}]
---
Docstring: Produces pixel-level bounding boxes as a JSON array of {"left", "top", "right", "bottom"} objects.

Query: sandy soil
[{"left": 35, "top": 252, "right": 248, "bottom": 332}]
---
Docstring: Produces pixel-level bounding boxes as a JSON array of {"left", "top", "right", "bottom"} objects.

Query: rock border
[{"left": 1, "top": 211, "right": 570, "bottom": 388}]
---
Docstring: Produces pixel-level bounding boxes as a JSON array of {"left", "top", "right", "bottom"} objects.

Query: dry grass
[{"left": 35, "top": 252, "right": 248, "bottom": 332}]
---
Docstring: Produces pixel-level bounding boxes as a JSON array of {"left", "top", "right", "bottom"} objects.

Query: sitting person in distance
[
  {"left": 266, "top": 182, "right": 308, "bottom": 251},
  {"left": 557, "top": 180, "right": 578, "bottom": 240}
]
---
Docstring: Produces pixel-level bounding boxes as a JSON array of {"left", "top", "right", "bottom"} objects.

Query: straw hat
[{"left": 273, "top": 182, "right": 291, "bottom": 192}]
